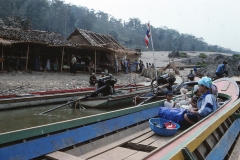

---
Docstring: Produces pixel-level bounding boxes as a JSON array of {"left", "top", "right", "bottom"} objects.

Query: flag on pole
[{"left": 144, "top": 22, "right": 151, "bottom": 49}]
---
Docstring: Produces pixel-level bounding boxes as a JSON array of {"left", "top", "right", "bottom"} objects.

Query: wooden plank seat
[
  {"left": 88, "top": 147, "right": 138, "bottom": 160},
  {"left": 46, "top": 151, "right": 84, "bottom": 160}
]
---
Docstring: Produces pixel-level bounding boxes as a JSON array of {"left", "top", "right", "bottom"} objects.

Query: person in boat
[
  {"left": 215, "top": 61, "right": 228, "bottom": 78},
  {"left": 89, "top": 73, "right": 97, "bottom": 86},
  {"left": 151, "top": 73, "right": 176, "bottom": 91},
  {"left": 189, "top": 85, "right": 201, "bottom": 108},
  {"left": 184, "top": 77, "right": 217, "bottom": 125},
  {"left": 164, "top": 91, "right": 181, "bottom": 108},
  {"left": 187, "top": 70, "right": 195, "bottom": 81}
]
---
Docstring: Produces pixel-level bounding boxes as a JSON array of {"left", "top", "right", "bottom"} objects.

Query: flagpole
[{"left": 149, "top": 23, "right": 157, "bottom": 78}]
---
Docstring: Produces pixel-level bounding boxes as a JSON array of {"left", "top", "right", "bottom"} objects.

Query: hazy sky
[{"left": 64, "top": 0, "right": 240, "bottom": 52}]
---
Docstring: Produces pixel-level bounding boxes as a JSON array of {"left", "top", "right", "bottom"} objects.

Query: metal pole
[
  {"left": 61, "top": 47, "right": 64, "bottom": 73},
  {"left": 25, "top": 44, "right": 29, "bottom": 71},
  {"left": 149, "top": 23, "right": 157, "bottom": 78},
  {"left": 95, "top": 49, "right": 96, "bottom": 73},
  {"left": 1, "top": 45, "right": 3, "bottom": 70}
]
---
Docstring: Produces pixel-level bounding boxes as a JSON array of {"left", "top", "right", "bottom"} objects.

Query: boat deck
[{"left": 45, "top": 121, "right": 183, "bottom": 160}]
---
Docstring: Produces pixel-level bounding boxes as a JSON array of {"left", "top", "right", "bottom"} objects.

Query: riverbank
[{"left": 0, "top": 51, "right": 233, "bottom": 95}]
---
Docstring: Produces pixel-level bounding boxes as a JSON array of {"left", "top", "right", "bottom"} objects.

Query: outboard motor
[
  {"left": 151, "top": 74, "right": 169, "bottom": 86},
  {"left": 93, "top": 75, "right": 117, "bottom": 97},
  {"left": 151, "top": 74, "right": 176, "bottom": 95}
]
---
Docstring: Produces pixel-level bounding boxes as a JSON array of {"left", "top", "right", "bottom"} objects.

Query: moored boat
[
  {"left": 0, "top": 84, "right": 145, "bottom": 99},
  {"left": 0, "top": 78, "right": 238, "bottom": 160},
  {"left": 134, "top": 76, "right": 198, "bottom": 105},
  {"left": 79, "top": 88, "right": 151, "bottom": 108},
  {"left": 0, "top": 83, "right": 149, "bottom": 110}
]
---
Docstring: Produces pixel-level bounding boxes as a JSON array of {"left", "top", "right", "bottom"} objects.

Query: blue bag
[{"left": 158, "top": 107, "right": 189, "bottom": 128}]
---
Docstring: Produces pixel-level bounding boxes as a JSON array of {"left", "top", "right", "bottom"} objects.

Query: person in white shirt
[
  {"left": 164, "top": 91, "right": 181, "bottom": 108},
  {"left": 71, "top": 54, "right": 77, "bottom": 75}
]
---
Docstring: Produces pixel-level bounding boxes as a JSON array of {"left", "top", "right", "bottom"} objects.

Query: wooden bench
[{"left": 46, "top": 151, "right": 84, "bottom": 160}]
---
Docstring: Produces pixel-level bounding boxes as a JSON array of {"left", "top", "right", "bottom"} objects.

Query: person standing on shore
[
  {"left": 124, "top": 59, "right": 128, "bottom": 74},
  {"left": 115, "top": 58, "right": 118, "bottom": 74},
  {"left": 134, "top": 60, "right": 139, "bottom": 72},
  {"left": 128, "top": 59, "right": 131, "bottom": 73},
  {"left": 139, "top": 60, "right": 143, "bottom": 73},
  {"left": 121, "top": 59, "right": 125, "bottom": 72},
  {"left": 70, "top": 54, "right": 77, "bottom": 76}
]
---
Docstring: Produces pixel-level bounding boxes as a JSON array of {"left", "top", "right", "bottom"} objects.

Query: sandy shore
[{"left": 0, "top": 51, "right": 230, "bottom": 95}]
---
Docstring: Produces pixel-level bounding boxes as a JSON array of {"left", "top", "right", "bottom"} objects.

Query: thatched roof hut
[
  {"left": 0, "top": 28, "right": 76, "bottom": 72},
  {"left": 0, "top": 28, "right": 72, "bottom": 47},
  {"left": 68, "top": 28, "right": 140, "bottom": 64},
  {"left": 68, "top": 28, "right": 125, "bottom": 49}
]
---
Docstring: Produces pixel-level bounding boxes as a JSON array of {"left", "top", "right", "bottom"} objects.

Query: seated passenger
[
  {"left": 89, "top": 73, "right": 97, "bottom": 86},
  {"left": 164, "top": 91, "right": 181, "bottom": 108},
  {"left": 189, "top": 85, "right": 201, "bottom": 108},
  {"left": 187, "top": 70, "right": 195, "bottom": 81},
  {"left": 184, "top": 77, "right": 217, "bottom": 125}
]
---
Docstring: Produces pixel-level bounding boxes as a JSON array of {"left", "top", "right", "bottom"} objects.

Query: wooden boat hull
[
  {"left": 134, "top": 80, "right": 198, "bottom": 106},
  {"left": 145, "top": 77, "right": 240, "bottom": 160},
  {"left": 0, "top": 78, "right": 238, "bottom": 160},
  {"left": 80, "top": 89, "right": 150, "bottom": 108},
  {"left": 0, "top": 84, "right": 145, "bottom": 99},
  {"left": 0, "top": 84, "right": 150, "bottom": 110},
  {"left": 134, "top": 95, "right": 166, "bottom": 106}
]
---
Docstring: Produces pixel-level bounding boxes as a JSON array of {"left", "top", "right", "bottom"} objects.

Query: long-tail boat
[
  {"left": 0, "top": 83, "right": 148, "bottom": 110},
  {"left": 78, "top": 75, "right": 183, "bottom": 108},
  {"left": 0, "top": 78, "right": 238, "bottom": 160}
]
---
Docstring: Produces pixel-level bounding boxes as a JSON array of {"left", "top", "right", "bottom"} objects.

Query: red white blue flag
[{"left": 144, "top": 22, "right": 151, "bottom": 49}]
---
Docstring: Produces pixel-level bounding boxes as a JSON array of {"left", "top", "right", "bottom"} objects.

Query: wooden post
[
  {"left": 26, "top": 44, "right": 29, "bottom": 71},
  {"left": 1, "top": 45, "right": 3, "bottom": 70},
  {"left": 67, "top": 52, "right": 69, "bottom": 66},
  {"left": 95, "top": 49, "right": 96, "bottom": 73},
  {"left": 61, "top": 47, "right": 64, "bottom": 73}
]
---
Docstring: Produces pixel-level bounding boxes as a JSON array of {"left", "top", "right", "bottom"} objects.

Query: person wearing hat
[
  {"left": 184, "top": 77, "right": 217, "bottom": 125},
  {"left": 189, "top": 85, "right": 201, "bottom": 108},
  {"left": 164, "top": 91, "right": 181, "bottom": 108},
  {"left": 89, "top": 73, "right": 97, "bottom": 86},
  {"left": 215, "top": 61, "right": 228, "bottom": 78}
]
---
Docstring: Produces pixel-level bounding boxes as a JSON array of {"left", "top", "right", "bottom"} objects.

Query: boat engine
[
  {"left": 152, "top": 74, "right": 176, "bottom": 90},
  {"left": 92, "top": 75, "right": 117, "bottom": 97}
]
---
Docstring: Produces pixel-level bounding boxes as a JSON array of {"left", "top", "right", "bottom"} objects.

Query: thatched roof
[
  {"left": 0, "top": 28, "right": 72, "bottom": 46},
  {"left": 68, "top": 28, "right": 126, "bottom": 50}
]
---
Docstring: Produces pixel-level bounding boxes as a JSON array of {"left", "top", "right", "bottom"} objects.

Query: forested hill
[{"left": 0, "top": 0, "right": 238, "bottom": 54}]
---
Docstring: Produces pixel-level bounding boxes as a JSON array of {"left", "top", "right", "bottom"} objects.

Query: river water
[{"left": 0, "top": 103, "right": 130, "bottom": 133}]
